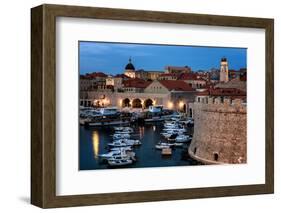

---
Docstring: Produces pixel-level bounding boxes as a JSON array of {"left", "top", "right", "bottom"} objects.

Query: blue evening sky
[{"left": 79, "top": 41, "right": 247, "bottom": 75}]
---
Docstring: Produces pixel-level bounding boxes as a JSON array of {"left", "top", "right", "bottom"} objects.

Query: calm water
[{"left": 79, "top": 123, "right": 199, "bottom": 170}]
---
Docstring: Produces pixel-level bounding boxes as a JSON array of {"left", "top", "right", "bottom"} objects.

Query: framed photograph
[{"left": 31, "top": 4, "right": 274, "bottom": 208}]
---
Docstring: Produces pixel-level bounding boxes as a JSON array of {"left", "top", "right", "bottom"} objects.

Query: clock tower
[{"left": 220, "top": 57, "right": 229, "bottom": 83}]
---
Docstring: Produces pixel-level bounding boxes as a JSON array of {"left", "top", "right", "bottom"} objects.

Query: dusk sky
[{"left": 79, "top": 41, "right": 247, "bottom": 75}]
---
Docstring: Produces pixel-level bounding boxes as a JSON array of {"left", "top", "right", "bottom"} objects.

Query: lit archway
[
  {"left": 132, "top": 99, "right": 142, "bottom": 108},
  {"left": 144, "top": 99, "right": 153, "bottom": 109},
  {"left": 183, "top": 104, "right": 187, "bottom": 113},
  {"left": 189, "top": 108, "right": 193, "bottom": 118},
  {"left": 122, "top": 98, "right": 131, "bottom": 107}
]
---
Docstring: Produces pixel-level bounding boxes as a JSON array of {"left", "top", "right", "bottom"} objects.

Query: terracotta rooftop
[
  {"left": 114, "top": 74, "right": 131, "bottom": 79},
  {"left": 123, "top": 78, "right": 151, "bottom": 88},
  {"left": 83, "top": 72, "right": 108, "bottom": 79},
  {"left": 158, "top": 80, "right": 195, "bottom": 91},
  {"left": 196, "top": 88, "right": 246, "bottom": 97}
]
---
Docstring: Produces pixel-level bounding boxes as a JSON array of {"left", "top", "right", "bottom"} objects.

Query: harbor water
[{"left": 79, "top": 123, "right": 200, "bottom": 170}]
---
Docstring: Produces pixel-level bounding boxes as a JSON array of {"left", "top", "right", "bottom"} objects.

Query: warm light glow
[
  {"left": 167, "top": 101, "right": 174, "bottom": 109},
  {"left": 179, "top": 101, "right": 184, "bottom": 108},
  {"left": 92, "top": 131, "right": 99, "bottom": 159},
  {"left": 153, "top": 100, "right": 156, "bottom": 105},
  {"left": 119, "top": 99, "right": 122, "bottom": 106}
]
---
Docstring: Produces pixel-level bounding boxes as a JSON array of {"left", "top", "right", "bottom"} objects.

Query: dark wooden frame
[{"left": 31, "top": 4, "right": 274, "bottom": 208}]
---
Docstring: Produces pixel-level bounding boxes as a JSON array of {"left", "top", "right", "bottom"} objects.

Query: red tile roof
[
  {"left": 115, "top": 74, "right": 131, "bottom": 79},
  {"left": 159, "top": 80, "right": 194, "bottom": 91},
  {"left": 123, "top": 78, "right": 151, "bottom": 88},
  {"left": 84, "top": 72, "right": 108, "bottom": 78},
  {"left": 197, "top": 88, "right": 246, "bottom": 97}
]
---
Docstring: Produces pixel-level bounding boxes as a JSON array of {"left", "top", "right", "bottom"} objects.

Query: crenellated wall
[{"left": 188, "top": 96, "right": 247, "bottom": 164}]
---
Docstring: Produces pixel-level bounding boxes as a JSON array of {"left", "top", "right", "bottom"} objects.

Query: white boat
[
  {"left": 155, "top": 144, "right": 170, "bottom": 149},
  {"left": 175, "top": 135, "right": 190, "bottom": 143},
  {"left": 114, "top": 126, "right": 133, "bottom": 132},
  {"left": 174, "top": 143, "right": 184, "bottom": 147},
  {"left": 162, "top": 128, "right": 187, "bottom": 133},
  {"left": 113, "top": 133, "right": 130, "bottom": 139},
  {"left": 115, "top": 130, "right": 133, "bottom": 134},
  {"left": 108, "top": 159, "right": 133, "bottom": 166},
  {"left": 98, "top": 150, "right": 126, "bottom": 159},
  {"left": 110, "top": 146, "right": 132, "bottom": 151},
  {"left": 114, "top": 139, "right": 141, "bottom": 145},
  {"left": 164, "top": 121, "right": 179, "bottom": 128},
  {"left": 155, "top": 142, "right": 174, "bottom": 149},
  {"left": 107, "top": 155, "right": 131, "bottom": 161},
  {"left": 108, "top": 141, "right": 131, "bottom": 147}
]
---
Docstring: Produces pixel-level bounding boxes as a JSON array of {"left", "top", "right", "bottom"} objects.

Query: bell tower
[{"left": 220, "top": 57, "right": 229, "bottom": 83}]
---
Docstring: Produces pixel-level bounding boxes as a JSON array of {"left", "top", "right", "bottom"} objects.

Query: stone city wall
[{"left": 188, "top": 97, "right": 247, "bottom": 164}]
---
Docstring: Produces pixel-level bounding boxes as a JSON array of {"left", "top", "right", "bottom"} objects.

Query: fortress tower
[
  {"left": 220, "top": 57, "right": 229, "bottom": 83},
  {"left": 188, "top": 96, "right": 247, "bottom": 164}
]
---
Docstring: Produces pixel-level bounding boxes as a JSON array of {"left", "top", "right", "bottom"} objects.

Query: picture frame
[{"left": 31, "top": 4, "right": 274, "bottom": 208}]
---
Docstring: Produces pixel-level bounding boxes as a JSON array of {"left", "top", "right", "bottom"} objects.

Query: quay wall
[{"left": 188, "top": 97, "right": 247, "bottom": 164}]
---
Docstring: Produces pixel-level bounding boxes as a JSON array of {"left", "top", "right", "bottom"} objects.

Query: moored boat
[{"left": 108, "top": 159, "right": 133, "bottom": 166}]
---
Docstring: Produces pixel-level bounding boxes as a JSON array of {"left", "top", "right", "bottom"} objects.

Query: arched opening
[
  {"left": 194, "top": 147, "right": 197, "bottom": 155},
  {"left": 122, "top": 98, "right": 131, "bottom": 107},
  {"left": 214, "top": 153, "right": 219, "bottom": 161},
  {"left": 132, "top": 99, "right": 142, "bottom": 108},
  {"left": 183, "top": 104, "right": 187, "bottom": 113},
  {"left": 144, "top": 99, "right": 153, "bottom": 109},
  {"left": 189, "top": 108, "right": 193, "bottom": 118}
]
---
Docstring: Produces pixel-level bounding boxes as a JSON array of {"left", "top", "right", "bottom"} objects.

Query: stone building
[
  {"left": 178, "top": 73, "right": 207, "bottom": 89},
  {"left": 158, "top": 73, "right": 178, "bottom": 80},
  {"left": 165, "top": 65, "right": 191, "bottom": 74},
  {"left": 188, "top": 96, "right": 247, "bottom": 164},
  {"left": 105, "top": 76, "right": 123, "bottom": 89},
  {"left": 79, "top": 72, "right": 108, "bottom": 91}
]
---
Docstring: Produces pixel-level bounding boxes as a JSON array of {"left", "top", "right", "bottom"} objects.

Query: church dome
[
  {"left": 221, "top": 57, "right": 227, "bottom": 62},
  {"left": 125, "top": 58, "right": 135, "bottom": 70}
]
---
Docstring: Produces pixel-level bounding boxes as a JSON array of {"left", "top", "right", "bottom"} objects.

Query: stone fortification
[{"left": 189, "top": 96, "right": 247, "bottom": 164}]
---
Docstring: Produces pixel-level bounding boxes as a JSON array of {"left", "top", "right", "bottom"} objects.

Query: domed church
[{"left": 124, "top": 57, "right": 136, "bottom": 78}]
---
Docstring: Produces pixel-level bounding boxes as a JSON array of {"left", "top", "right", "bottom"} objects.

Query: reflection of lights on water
[
  {"left": 139, "top": 126, "right": 145, "bottom": 138},
  {"left": 153, "top": 126, "right": 156, "bottom": 131},
  {"left": 92, "top": 131, "right": 99, "bottom": 159}
]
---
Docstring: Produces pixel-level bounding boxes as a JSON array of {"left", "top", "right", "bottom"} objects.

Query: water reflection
[
  {"left": 92, "top": 130, "right": 99, "bottom": 159},
  {"left": 139, "top": 126, "right": 145, "bottom": 139}
]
